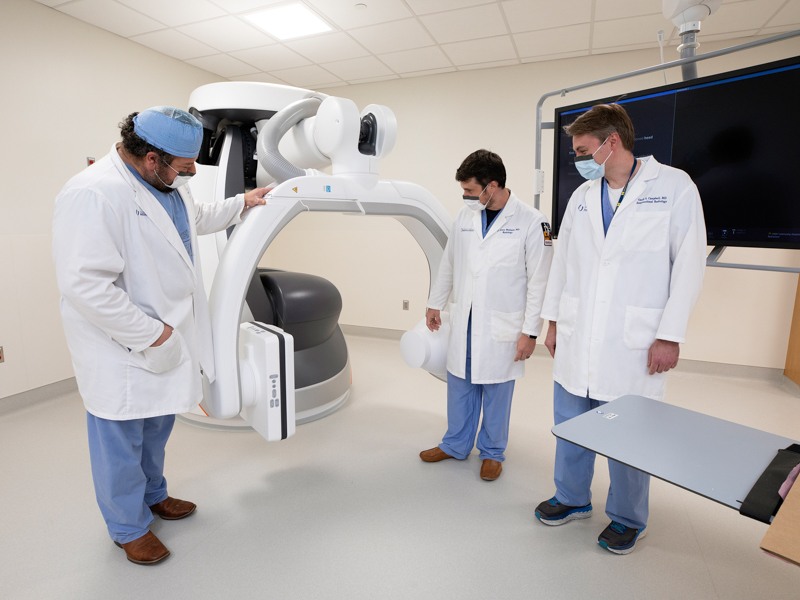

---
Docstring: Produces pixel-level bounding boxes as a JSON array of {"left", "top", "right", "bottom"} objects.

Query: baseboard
[
  {"left": 341, "top": 324, "right": 404, "bottom": 340},
  {"left": 0, "top": 378, "right": 79, "bottom": 417}
]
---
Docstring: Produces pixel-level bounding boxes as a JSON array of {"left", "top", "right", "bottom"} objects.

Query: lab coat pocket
[
  {"left": 140, "top": 329, "right": 187, "bottom": 374},
  {"left": 556, "top": 295, "right": 579, "bottom": 339},
  {"left": 624, "top": 306, "right": 664, "bottom": 350},
  {"left": 490, "top": 239, "right": 520, "bottom": 268},
  {"left": 491, "top": 310, "right": 524, "bottom": 343},
  {"left": 622, "top": 211, "right": 669, "bottom": 252}
]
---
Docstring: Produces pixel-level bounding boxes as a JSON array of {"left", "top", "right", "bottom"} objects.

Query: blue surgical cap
[{"left": 133, "top": 106, "right": 203, "bottom": 158}]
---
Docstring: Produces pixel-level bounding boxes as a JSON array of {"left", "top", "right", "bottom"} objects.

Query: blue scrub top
[{"left": 125, "top": 163, "right": 193, "bottom": 263}]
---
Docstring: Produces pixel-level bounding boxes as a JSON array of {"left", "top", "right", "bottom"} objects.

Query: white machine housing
[
  {"left": 238, "top": 322, "right": 295, "bottom": 441},
  {"left": 400, "top": 313, "right": 450, "bottom": 381},
  {"left": 188, "top": 82, "right": 452, "bottom": 430},
  {"left": 663, "top": 0, "right": 723, "bottom": 34}
]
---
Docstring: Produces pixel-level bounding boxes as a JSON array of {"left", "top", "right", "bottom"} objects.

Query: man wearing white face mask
[
  {"left": 534, "top": 104, "right": 706, "bottom": 554},
  {"left": 421, "top": 150, "right": 553, "bottom": 481},
  {"left": 53, "top": 107, "right": 269, "bottom": 565}
]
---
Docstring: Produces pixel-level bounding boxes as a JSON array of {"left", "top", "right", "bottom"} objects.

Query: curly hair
[
  {"left": 119, "top": 112, "right": 177, "bottom": 164},
  {"left": 455, "top": 149, "right": 506, "bottom": 189}
]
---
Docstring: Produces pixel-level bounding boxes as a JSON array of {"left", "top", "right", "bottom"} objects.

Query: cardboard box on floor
[{"left": 761, "top": 479, "right": 800, "bottom": 567}]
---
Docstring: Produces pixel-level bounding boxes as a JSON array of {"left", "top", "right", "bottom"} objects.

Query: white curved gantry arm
[{"left": 206, "top": 174, "right": 452, "bottom": 420}]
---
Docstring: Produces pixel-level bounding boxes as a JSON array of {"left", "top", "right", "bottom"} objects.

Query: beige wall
[
  {"left": 264, "top": 35, "right": 800, "bottom": 369},
  {"left": 0, "top": 0, "right": 223, "bottom": 400}
]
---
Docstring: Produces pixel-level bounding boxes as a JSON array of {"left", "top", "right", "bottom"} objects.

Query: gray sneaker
[{"left": 535, "top": 496, "right": 593, "bottom": 526}]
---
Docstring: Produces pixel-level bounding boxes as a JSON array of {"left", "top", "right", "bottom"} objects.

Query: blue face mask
[{"left": 574, "top": 136, "right": 612, "bottom": 180}]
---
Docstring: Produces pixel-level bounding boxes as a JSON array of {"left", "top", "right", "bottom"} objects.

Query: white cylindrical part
[{"left": 400, "top": 313, "right": 449, "bottom": 378}]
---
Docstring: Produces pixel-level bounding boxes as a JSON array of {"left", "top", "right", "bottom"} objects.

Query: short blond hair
[{"left": 564, "top": 104, "right": 635, "bottom": 151}]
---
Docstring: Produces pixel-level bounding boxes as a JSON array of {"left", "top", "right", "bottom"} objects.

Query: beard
[{"left": 145, "top": 163, "right": 174, "bottom": 193}]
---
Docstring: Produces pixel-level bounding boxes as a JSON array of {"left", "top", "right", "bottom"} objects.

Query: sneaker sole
[
  {"left": 535, "top": 507, "right": 593, "bottom": 526},
  {"left": 598, "top": 527, "right": 647, "bottom": 555}
]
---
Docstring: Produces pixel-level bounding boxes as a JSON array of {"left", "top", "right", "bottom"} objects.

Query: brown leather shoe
[
  {"left": 114, "top": 531, "right": 170, "bottom": 565},
  {"left": 149, "top": 496, "right": 197, "bottom": 520},
  {"left": 480, "top": 459, "right": 503, "bottom": 481},
  {"left": 419, "top": 447, "right": 454, "bottom": 462}
]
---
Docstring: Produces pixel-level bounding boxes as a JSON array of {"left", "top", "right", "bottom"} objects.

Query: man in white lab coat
[
  {"left": 421, "top": 150, "right": 553, "bottom": 481},
  {"left": 52, "top": 107, "right": 268, "bottom": 564},
  {"left": 535, "top": 104, "right": 706, "bottom": 554}
]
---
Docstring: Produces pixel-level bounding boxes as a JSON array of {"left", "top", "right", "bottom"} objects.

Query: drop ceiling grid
[{"left": 37, "top": 0, "right": 800, "bottom": 87}]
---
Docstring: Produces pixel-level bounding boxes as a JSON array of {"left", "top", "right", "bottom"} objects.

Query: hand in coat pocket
[{"left": 141, "top": 326, "right": 185, "bottom": 374}]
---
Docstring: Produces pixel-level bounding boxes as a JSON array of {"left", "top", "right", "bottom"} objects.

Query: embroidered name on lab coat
[{"left": 637, "top": 197, "right": 668, "bottom": 204}]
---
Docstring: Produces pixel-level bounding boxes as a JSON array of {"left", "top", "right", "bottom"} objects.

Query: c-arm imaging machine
[{"left": 184, "top": 82, "right": 451, "bottom": 441}]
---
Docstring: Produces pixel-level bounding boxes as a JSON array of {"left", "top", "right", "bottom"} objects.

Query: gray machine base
[{"left": 177, "top": 358, "right": 351, "bottom": 432}]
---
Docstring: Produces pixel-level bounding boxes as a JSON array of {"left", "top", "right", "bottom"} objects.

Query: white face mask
[
  {"left": 463, "top": 184, "right": 493, "bottom": 212},
  {"left": 155, "top": 157, "right": 194, "bottom": 189}
]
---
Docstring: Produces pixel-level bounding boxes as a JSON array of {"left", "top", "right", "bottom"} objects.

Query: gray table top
[{"left": 551, "top": 395, "right": 798, "bottom": 510}]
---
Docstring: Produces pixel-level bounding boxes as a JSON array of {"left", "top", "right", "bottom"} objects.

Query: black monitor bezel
[{"left": 551, "top": 54, "right": 800, "bottom": 249}]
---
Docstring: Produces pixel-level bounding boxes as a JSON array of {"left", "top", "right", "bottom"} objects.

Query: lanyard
[{"left": 602, "top": 159, "right": 638, "bottom": 213}]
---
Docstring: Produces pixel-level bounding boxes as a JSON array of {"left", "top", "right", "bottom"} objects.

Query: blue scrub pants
[
  {"left": 86, "top": 412, "right": 174, "bottom": 544},
  {"left": 439, "top": 317, "right": 515, "bottom": 462},
  {"left": 553, "top": 382, "right": 650, "bottom": 530}
]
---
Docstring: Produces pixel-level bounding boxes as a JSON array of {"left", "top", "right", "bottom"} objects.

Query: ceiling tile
[
  {"left": 514, "top": 24, "right": 590, "bottom": 57},
  {"left": 306, "top": 0, "right": 412, "bottom": 29},
  {"left": 594, "top": 0, "right": 662, "bottom": 21},
  {"left": 208, "top": 0, "right": 287, "bottom": 12},
  {"left": 520, "top": 50, "right": 589, "bottom": 63},
  {"left": 347, "top": 74, "right": 400, "bottom": 85},
  {"left": 349, "top": 19, "right": 434, "bottom": 54},
  {"left": 501, "top": 0, "right": 592, "bottom": 34},
  {"left": 420, "top": 4, "right": 508, "bottom": 45},
  {"left": 57, "top": 0, "right": 164, "bottom": 38},
  {"left": 321, "top": 56, "right": 393, "bottom": 80},
  {"left": 185, "top": 54, "right": 260, "bottom": 77},
  {"left": 117, "top": 0, "right": 226, "bottom": 27},
  {"left": 177, "top": 17, "right": 276, "bottom": 53},
  {"left": 31, "top": 0, "right": 72, "bottom": 6},
  {"left": 269, "top": 65, "right": 342, "bottom": 87},
  {"left": 285, "top": 32, "right": 370, "bottom": 63},
  {"left": 228, "top": 72, "right": 288, "bottom": 84},
  {"left": 768, "top": 1, "right": 800, "bottom": 27},
  {"left": 232, "top": 45, "right": 311, "bottom": 71},
  {"left": 405, "top": 0, "right": 493, "bottom": 16},
  {"left": 129, "top": 30, "right": 219, "bottom": 60},
  {"left": 593, "top": 41, "right": 660, "bottom": 55},
  {"left": 593, "top": 14, "right": 672, "bottom": 48},
  {"left": 458, "top": 58, "right": 519, "bottom": 71},
  {"left": 699, "top": 0, "right": 785, "bottom": 35},
  {"left": 315, "top": 81, "right": 351, "bottom": 89},
  {"left": 400, "top": 67, "right": 457, "bottom": 78},
  {"left": 377, "top": 46, "right": 452, "bottom": 73},
  {"left": 441, "top": 35, "right": 517, "bottom": 66}
]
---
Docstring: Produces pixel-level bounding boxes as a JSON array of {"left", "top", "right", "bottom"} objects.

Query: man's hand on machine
[
  {"left": 544, "top": 321, "right": 557, "bottom": 358},
  {"left": 515, "top": 335, "right": 536, "bottom": 362},
  {"left": 426, "top": 308, "right": 441, "bottom": 332},
  {"left": 648, "top": 339, "right": 680, "bottom": 375},
  {"left": 243, "top": 187, "right": 273, "bottom": 211},
  {"left": 151, "top": 324, "right": 174, "bottom": 347}
]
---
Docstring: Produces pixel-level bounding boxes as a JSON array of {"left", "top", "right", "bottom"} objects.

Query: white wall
[
  {"left": 0, "top": 0, "right": 223, "bottom": 400},
  {"left": 263, "top": 35, "right": 800, "bottom": 369}
]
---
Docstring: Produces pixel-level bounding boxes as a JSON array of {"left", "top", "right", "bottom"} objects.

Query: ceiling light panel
[{"left": 244, "top": 3, "right": 333, "bottom": 40}]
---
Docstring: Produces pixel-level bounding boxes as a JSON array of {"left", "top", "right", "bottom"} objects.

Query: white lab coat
[
  {"left": 427, "top": 193, "right": 553, "bottom": 384},
  {"left": 52, "top": 143, "right": 245, "bottom": 420},
  {"left": 541, "top": 156, "right": 706, "bottom": 401}
]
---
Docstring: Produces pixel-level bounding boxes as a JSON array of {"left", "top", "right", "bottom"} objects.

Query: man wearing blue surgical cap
[{"left": 52, "top": 107, "right": 270, "bottom": 565}]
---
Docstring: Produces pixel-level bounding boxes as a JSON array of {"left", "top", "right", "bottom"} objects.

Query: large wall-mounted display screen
[{"left": 552, "top": 56, "right": 800, "bottom": 249}]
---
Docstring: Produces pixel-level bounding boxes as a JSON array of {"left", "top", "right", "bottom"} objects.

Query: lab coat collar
[
  {"left": 109, "top": 144, "right": 197, "bottom": 277},
  {"left": 472, "top": 191, "right": 518, "bottom": 244},
  {"left": 611, "top": 155, "right": 661, "bottom": 219}
]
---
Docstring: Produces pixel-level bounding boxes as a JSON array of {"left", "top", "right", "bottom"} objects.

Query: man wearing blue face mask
[
  {"left": 53, "top": 107, "right": 270, "bottom": 565},
  {"left": 535, "top": 104, "right": 706, "bottom": 554},
  {"left": 421, "top": 150, "right": 553, "bottom": 481}
]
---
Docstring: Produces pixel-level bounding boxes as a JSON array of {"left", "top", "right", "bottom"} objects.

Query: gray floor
[{"left": 2, "top": 334, "right": 800, "bottom": 600}]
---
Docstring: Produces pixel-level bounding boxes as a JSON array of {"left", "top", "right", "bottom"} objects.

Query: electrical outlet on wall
[{"left": 402, "top": 300, "right": 409, "bottom": 310}]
